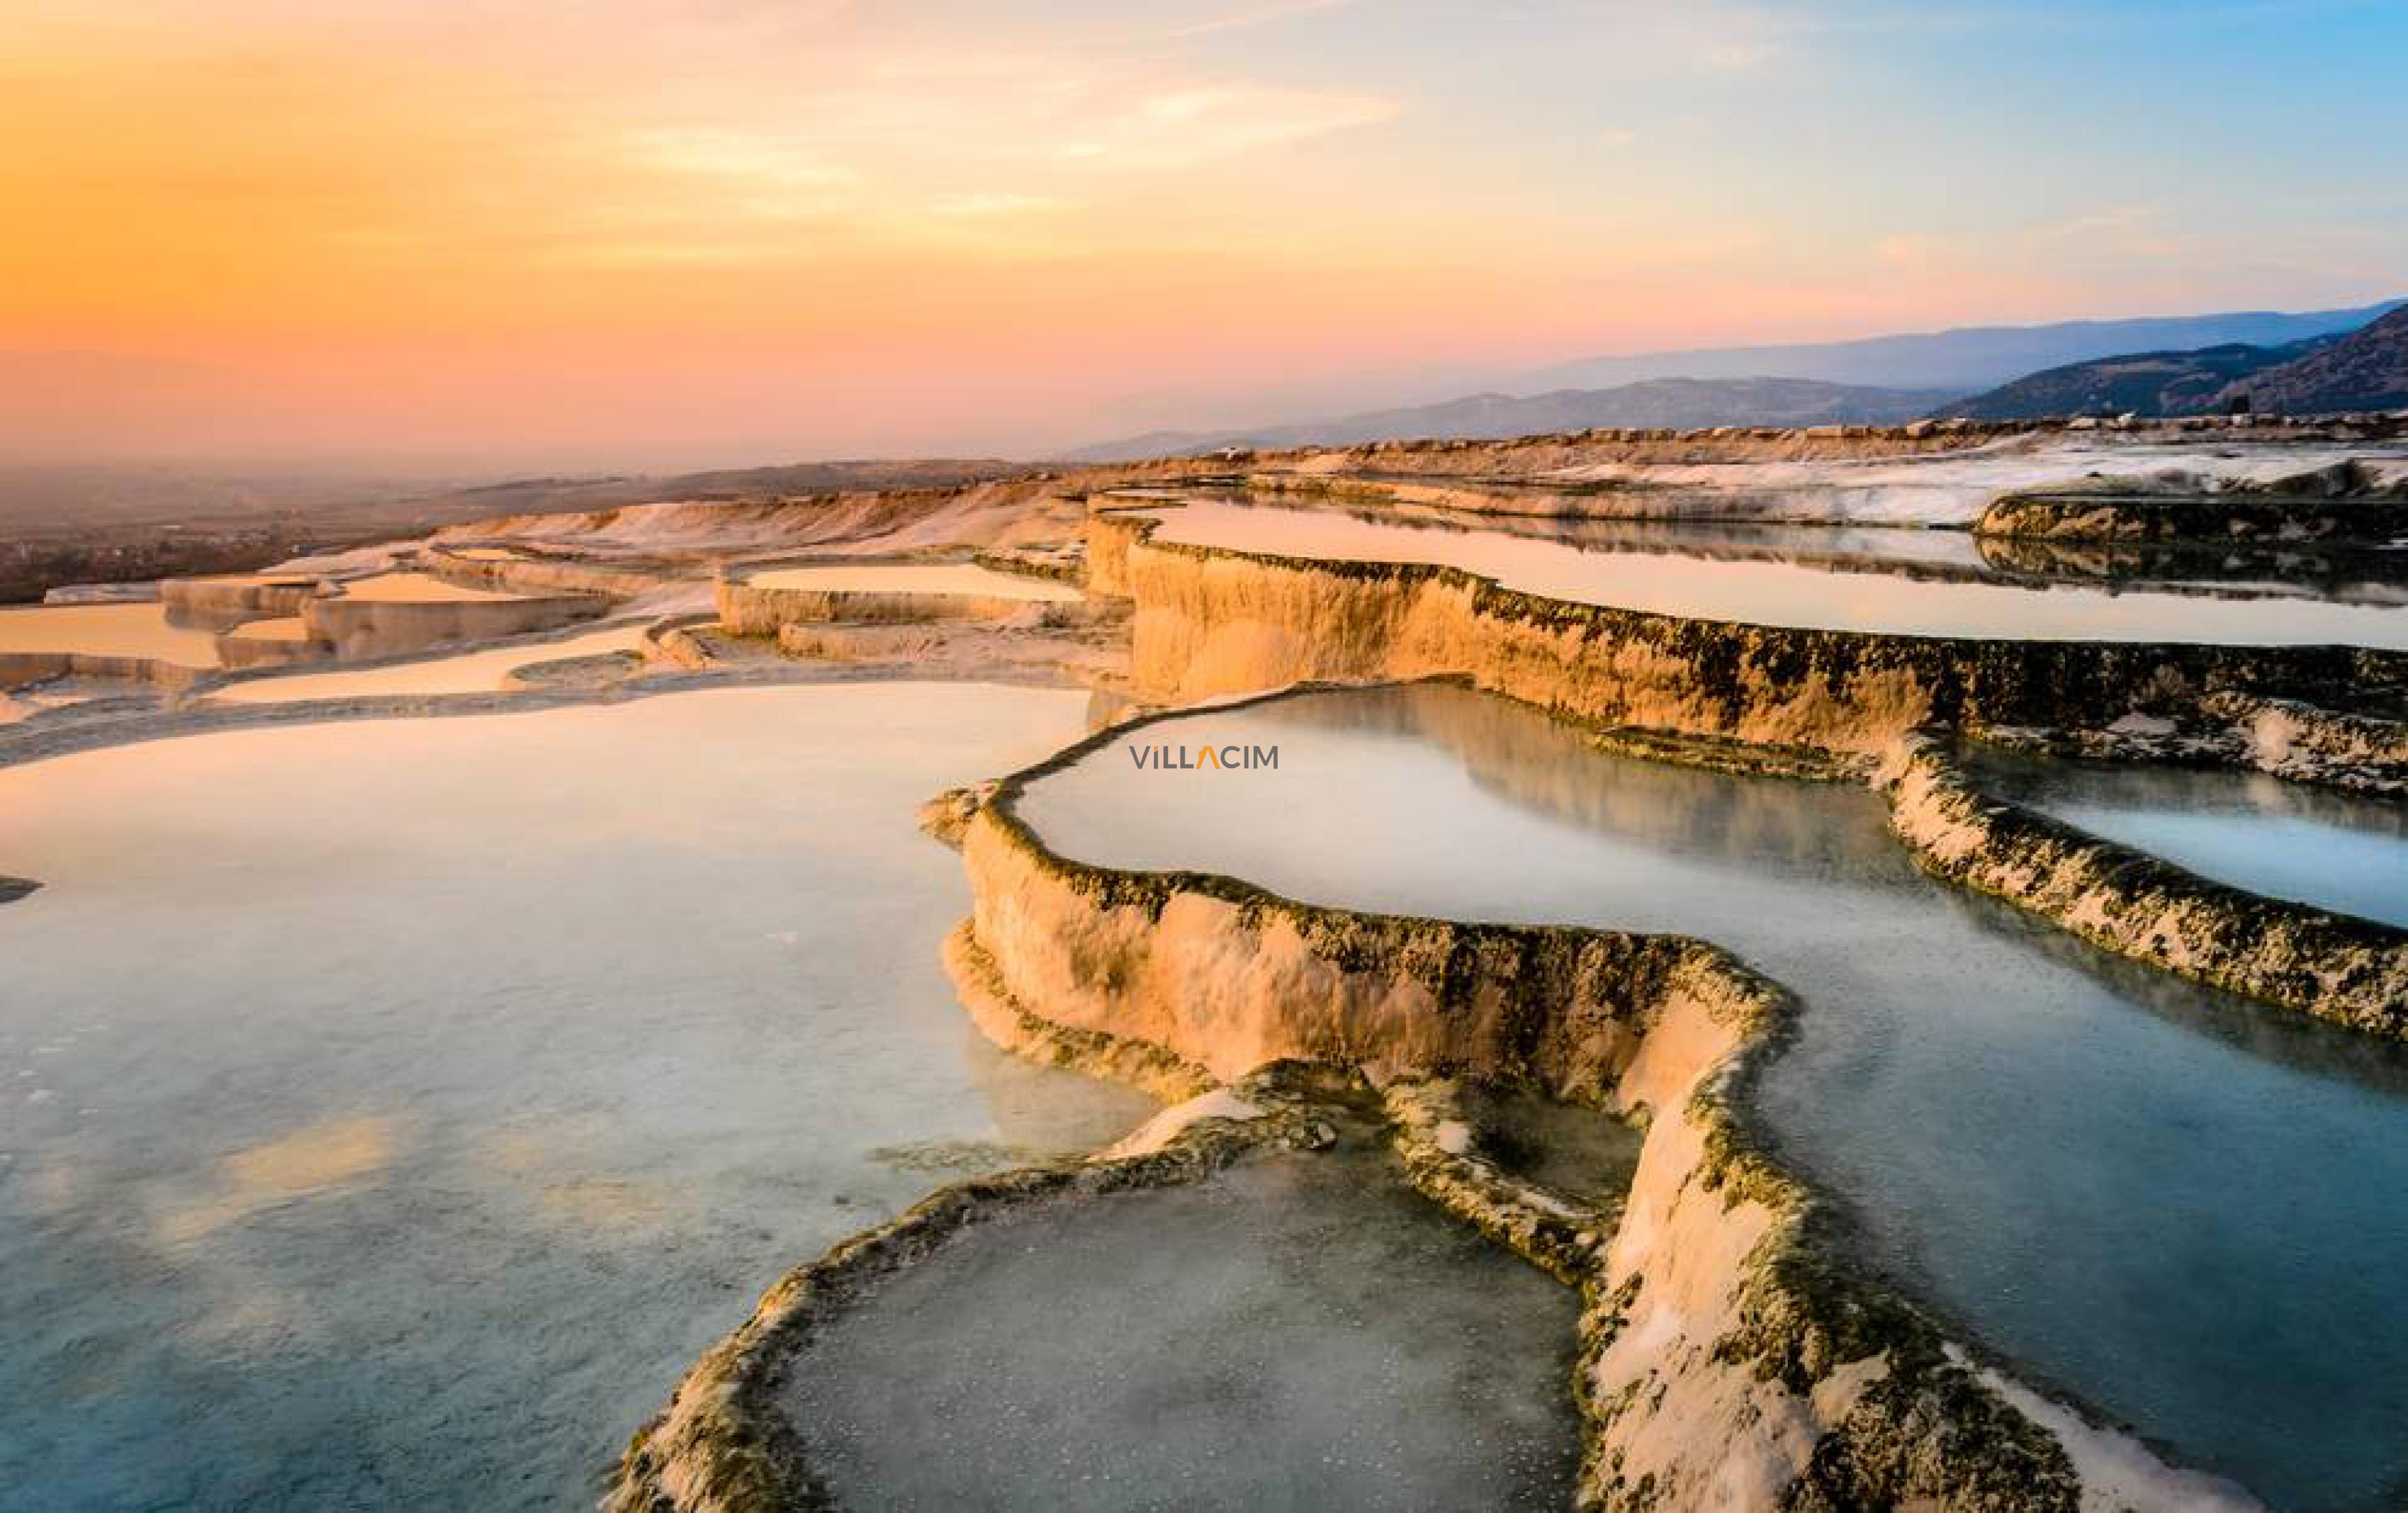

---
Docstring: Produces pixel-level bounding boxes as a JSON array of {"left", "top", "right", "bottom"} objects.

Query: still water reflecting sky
[
  {"left": 1135, "top": 499, "right": 2408, "bottom": 647},
  {"left": 0, "top": 686, "right": 1154, "bottom": 1509},
  {"left": 1020, "top": 684, "right": 2408, "bottom": 1512}
]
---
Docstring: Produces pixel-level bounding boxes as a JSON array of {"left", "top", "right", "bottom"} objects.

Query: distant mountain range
[
  {"left": 1945, "top": 304, "right": 2408, "bottom": 421},
  {"left": 1934, "top": 338, "right": 2342, "bottom": 421},
  {"left": 1509, "top": 300, "right": 2402, "bottom": 393},
  {"left": 1068, "top": 300, "right": 2403, "bottom": 459},
  {"left": 1067, "top": 378, "right": 1960, "bottom": 462}
]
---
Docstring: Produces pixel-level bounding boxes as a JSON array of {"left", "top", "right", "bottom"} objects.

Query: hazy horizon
[{"left": 9, "top": 0, "right": 2407, "bottom": 472}]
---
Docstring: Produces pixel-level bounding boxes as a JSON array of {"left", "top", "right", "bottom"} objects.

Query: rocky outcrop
[
  {"left": 969, "top": 545, "right": 1084, "bottom": 585},
  {"left": 420, "top": 545, "right": 684, "bottom": 600},
  {"left": 2218, "top": 692, "right": 2408, "bottom": 782},
  {"left": 0, "top": 874, "right": 37, "bottom": 905},
  {"left": 1978, "top": 696, "right": 2408, "bottom": 797},
  {"left": 638, "top": 612, "right": 722, "bottom": 671},
  {"left": 158, "top": 575, "right": 320, "bottom": 621},
  {"left": 1978, "top": 460, "right": 2408, "bottom": 543},
  {"left": 213, "top": 622, "right": 325, "bottom": 669},
  {"left": 0, "top": 650, "right": 206, "bottom": 695},
  {"left": 716, "top": 571, "right": 1094, "bottom": 637},
  {"left": 1879, "top": 738, "right": 2408, "bottom": 1038},
  {"left": 1093, "top": 512, "right": 2405, "bottom": 755}
]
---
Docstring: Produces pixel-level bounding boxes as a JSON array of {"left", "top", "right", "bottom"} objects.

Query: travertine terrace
[{"left": 11, "top": 416, "right": 2405, "bottom": 1511}]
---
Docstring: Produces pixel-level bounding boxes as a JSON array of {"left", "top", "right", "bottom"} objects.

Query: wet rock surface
[{"left": 1880, "top": 736, "right": 2408, "bottom": 1036}]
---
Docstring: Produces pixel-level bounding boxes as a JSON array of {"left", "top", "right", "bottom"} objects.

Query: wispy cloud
[
  {"left": 931, "top": 193, "right": 1070, "bottom": 217},
  {"left": 1166, "top": 0, "right": 1361, "bottom": 38},
  {"left": 1056, "top": 83, "right": 1397, "bottom": 166}
]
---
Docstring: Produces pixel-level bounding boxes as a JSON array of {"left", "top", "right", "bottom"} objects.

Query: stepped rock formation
[{"left": 1088, "top": 510, "right": 2406, "bottom": 755}]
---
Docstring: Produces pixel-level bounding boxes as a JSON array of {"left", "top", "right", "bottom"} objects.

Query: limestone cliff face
[
  {"left": 0, "top": 649, "right": 205, "bottom": 694},
  {"left": 946, "top": 753, "right": 2237, "bottom": 1511},
  {"left": 2219, "top": 692, "right": 2408, "bottom": 781},
  {"left": 962, "top": 809, "right": 1671, "bottom": 1095},
  {"left": 297, "top": 591, "right": 605, "bottom": 661},
  {"left": 1879, "top": 740, "right": 2408, "bottom": 1038},
  {"left": 716, "top": 578, "right": 1082, "bottom": 635},
  {"left": 1977, "top": 475, "right": 2408, "bottom": 544},
  {"left": 1104, "top": 523, "right": 2400, "bottom": 754},
  {"left": 1079, "top": 511, "right": 1151, "bottom": 598},
  {"left": 421, "top": 546, "right": 682, "bottom": 600},
  {"left": 158, "top": 576, "right": 318, "bottom": 620}
]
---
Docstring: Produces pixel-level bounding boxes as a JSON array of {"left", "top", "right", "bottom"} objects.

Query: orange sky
[{"left": 5, "top": 1, "right": 2402, "bottom": 466}]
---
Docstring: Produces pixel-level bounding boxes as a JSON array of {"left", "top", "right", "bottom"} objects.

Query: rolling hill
[
  {"left": 1067, "top": 377, "right": 1963, "bottom": 461},
  {"left": 1514, "top": 300, "right": 2400, "bottom": 393},
  {"left": 2221, "top": 304, "right": 2408, "bottom": 416},
  {"left": 1944, "top": 304, "right": 2408, "bottom": 420}
]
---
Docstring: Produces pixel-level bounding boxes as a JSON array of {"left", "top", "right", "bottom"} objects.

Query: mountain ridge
[
  {"left": 1944, "top": 305, "right": 2408, "bottom": 420},
  {"left": 2224, "top": 304, "right": 2408, "bottom": 416},
  {"left": 1065, "top": 376, "right": 1962, "bottom": 461},
  {"left": 1067, "top": 300, "right": 2402, "bottom": 459},
  {"left": 1514, "top": 300, "right": 2402, "bottom": 393}
]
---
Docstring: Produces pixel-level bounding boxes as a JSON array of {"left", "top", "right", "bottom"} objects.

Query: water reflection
[
  {"left": 1962, "top": 745, "right": 2408, "bottom": 928},
  {"left": 0, "top": 685, "right": 1156, "bottom": 1508},
  {"left": 1129, "top": 497, "right": 2408, "bottom": 647},
  {"left": 1018, "top": 683, "right": 2408, "bottom": 1511},
  {"left": 0, "top": 602, "right": 224, "bottom": 668}
]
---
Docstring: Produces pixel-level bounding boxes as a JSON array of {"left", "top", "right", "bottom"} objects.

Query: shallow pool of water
[
  {"left": 1962, "top": 746, "right": 2408, "bottom": 928},
  {"left": 0, "top": 685, "right": 1155, "bottom": 1509},
  {"left": 210, "top": 622, "right": 652, "bottom": 704},
  {"left": 1016, "top": 684, "right": 2408, "bottom": 1511},
  {"left": 1130, "top": 499, "right": 2408, "bottom": 647},
  {"left": 333, "top": 570, "right": 527, "bottom": 603},
  {"left": 0, "top": 602, "right": 224, "bottom": 668},
  {"left": 783, "top": 1132, "right": 1580, "bottom": 1511}
]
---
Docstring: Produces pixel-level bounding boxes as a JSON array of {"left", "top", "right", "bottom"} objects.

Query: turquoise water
[
  {"left": 0, "top": 686, "right": 1155, "bottom": 1510},
  {"left": 783, "top": 1132, "right": 1581, "bottom": 1511},
  {"left": 1015, "top": 683, "right": 2408, "bottom": 1512},
  {"left": 1963, "top": 746, "right": 2408, "bottom": 928}
]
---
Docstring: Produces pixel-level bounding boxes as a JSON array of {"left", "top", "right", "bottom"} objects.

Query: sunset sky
[{"left": 6, "top": 0, "right": 2404, "bottom": 469}]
